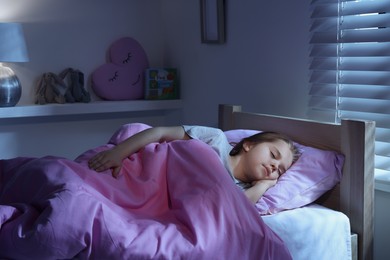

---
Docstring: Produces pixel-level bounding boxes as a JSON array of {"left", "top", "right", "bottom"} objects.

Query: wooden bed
[{"left": 218, "top": 104, "right": 375, "bottom": 260}]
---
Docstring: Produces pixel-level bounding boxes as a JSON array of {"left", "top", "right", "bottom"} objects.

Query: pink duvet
[{"left": 0, "top": 125, "right": 291, "bottom": 259}]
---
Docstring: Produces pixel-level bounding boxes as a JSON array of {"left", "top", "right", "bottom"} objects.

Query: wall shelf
[{"left": 0, "top": 99, "right": 182, "bottom": 119}]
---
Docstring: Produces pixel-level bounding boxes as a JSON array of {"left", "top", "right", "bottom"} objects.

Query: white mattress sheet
[{"left": 262, "top": 204, "right": 352, "bottom": 260}]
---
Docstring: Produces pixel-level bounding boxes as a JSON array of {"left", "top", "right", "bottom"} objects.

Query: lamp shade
[{"left": 0, "top": 23, "right": 29, "bottom": 62}]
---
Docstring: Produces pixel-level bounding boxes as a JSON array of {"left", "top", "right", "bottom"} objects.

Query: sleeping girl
[{"left": 88, "top": 125, "right": 299, "bottom": 203}]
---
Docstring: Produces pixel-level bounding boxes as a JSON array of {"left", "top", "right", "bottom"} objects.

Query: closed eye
[
  {"left": 109, "top": 71, "right": 119, "bottom": 82},
  {"left": 271, "top": 147, "right": 282, "bottom": 160},
  {"left": 271, "top": 149, "right": 285, "bottom": 175},
  {"left": 123, "top": 52, "right": 132, "bottom": 64}
]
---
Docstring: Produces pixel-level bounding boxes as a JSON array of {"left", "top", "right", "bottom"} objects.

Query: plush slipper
[
  {"left": 35, "top": 72, "right": 67, "bottom": 104},
  {"left": 59, "top": 68, "right": 91, "bottom": 103}
]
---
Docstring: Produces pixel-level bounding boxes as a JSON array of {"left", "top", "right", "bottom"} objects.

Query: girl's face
[{"left": 240, "top": 140, "right": 293, "bottom": 183}]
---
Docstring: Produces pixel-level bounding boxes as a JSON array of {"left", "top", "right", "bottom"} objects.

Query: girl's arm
[
  {"left": 244, "top": 179, "right": 277, "bottom": 204},
  {"left": 88, "top": 126, "right": 190, "bottom": 177}
]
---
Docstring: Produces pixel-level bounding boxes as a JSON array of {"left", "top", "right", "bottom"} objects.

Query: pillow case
[{"left": 224, "top": 129, "right": 344, "bottom": 215}]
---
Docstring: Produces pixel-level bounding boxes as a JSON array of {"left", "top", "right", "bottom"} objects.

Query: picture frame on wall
[{"left": 200, "top": 0, "right": 225, "bottom": 44}]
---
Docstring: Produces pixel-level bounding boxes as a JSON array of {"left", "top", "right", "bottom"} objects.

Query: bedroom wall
[
  {"left": 161, "top": 0, "right": 311, "bottom": 126},
  {"left": 0, "top": 0, "right": 174, "bottom": 159},
  {"left": 3, "top": 0, "right": 167, "bottom": 104},
  {"left": 1, "top": 0, "right": 311, "bottom": 157},
  {"left": 375, "top": 191, "right": 390, "bottom": 259}
]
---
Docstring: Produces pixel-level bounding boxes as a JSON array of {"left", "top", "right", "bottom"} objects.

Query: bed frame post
[
  {"left": 218, "top": 104, "right": 242, "bottom": 131},
  {"left": 340, "top": 119, "right": 375, "bottom": 260}
]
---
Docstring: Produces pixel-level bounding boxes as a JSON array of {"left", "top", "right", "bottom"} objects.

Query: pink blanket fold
[{"left": 0, "top": 126, "right": 291, "bottom": 259}]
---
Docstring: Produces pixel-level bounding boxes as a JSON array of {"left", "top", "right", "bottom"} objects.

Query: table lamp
[{"left": 0, "top": 23, "right": 29, "bottom": 107}]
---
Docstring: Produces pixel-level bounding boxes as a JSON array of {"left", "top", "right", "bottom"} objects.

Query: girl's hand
[
  {"left": 87, "top": 126, "right": 189, "bottom": 179},
  {"left": 252, "top": 179, "right": 278, "bottom": 191},
  {"left": 244, "top": 179, "right": 278, "bottom": 204},
  {"left": 88, "top": 148, "right": 123, "bottom": 178}
]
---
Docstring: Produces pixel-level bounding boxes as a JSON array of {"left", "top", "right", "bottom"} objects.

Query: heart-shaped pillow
[{"left": 91, "top": 37, "right": 149, "bottom": 100}]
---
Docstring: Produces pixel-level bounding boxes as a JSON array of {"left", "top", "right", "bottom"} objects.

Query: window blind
[{"left": 308, "top": 0, "right": 390, "bottom": 180}]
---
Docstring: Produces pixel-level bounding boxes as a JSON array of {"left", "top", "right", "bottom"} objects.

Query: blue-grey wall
[
  {"left": 3, "top": 0, "right": 311, "bottom": 130},
  {"left": 162, "top": 0, "right": 311, "bottom": 126}
]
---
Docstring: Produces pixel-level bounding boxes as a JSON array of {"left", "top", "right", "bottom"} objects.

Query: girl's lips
[{"left": 263, "top": 165, "right": 271, "bottom": 175}]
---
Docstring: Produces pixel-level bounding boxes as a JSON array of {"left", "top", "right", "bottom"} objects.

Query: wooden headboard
[{"left": 218, "top": 104, "right": 375, "bottom": 260}]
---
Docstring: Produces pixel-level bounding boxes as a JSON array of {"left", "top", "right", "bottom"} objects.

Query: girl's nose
[{"left": 271, "top": 161, "right": 279, "bottom": 172}]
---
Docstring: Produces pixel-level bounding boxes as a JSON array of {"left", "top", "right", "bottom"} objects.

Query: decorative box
[{"left": 145, "top": 68, "right": 179, "bottom": 100}]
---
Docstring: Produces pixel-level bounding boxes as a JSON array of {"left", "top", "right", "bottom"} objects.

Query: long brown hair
[{"left": 229, "top": 131, "right": 300, "bottom": 162}]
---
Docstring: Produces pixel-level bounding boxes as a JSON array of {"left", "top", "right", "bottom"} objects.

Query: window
[{"left": 308, "top": 0, "right": 390, "bottom": 190}]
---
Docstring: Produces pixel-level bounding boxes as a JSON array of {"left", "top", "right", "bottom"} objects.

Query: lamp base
[{"left": 0, "top": 64, "right": 22, "bottom": 107}]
